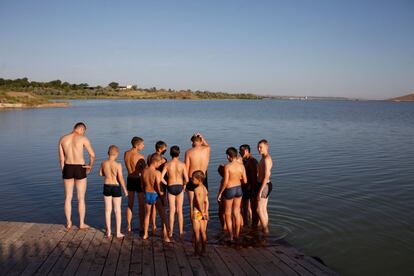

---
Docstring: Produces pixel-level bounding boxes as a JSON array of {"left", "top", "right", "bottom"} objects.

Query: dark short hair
[
  {"left": 131, "top": 136, "right": 144, "bottom": 147},
  {"left": 155, "top": 141, "right": 167, "bottom": 151},
  {"left": 239, "top": 144, "right": 251, "bottom": 153},
  {"left": 150, "top": 153, "right": 162, "bottom": 164},
  {"left": 258, "top": 139, "right": 268, "bottom": 145},
  {"left": 108, "top": 144, "right": 119, "bottom": 155},
  {"left": 170, "top": 145, "right": 180, "bottom": 158},
  {"left": 74, "top": 122, "right": 86, "bottom": 130},
  {"left": 226, "top": 147, "right": 238, "bottom": 158},
  {"left": 192, "top": 170, "right": 205, "bottom": 182},
  {"left": 217, "top": 164, "right": 225, "bottom": 177},
  {"left": 191, "top": 135, "right": 202, "bottom": 143}
]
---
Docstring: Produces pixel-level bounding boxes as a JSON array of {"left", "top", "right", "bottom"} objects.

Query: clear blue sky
[{"left": 1, "top": 0, "right": 413, "bottom": 99}]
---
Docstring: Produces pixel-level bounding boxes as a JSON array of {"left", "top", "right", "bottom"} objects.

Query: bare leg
[
  {"left": 126, "top": 191, "right": 135, "bottom": 232},
  {"left": 168, "top": 193, "right": 176, "bottom": 238},
  {"left": 156, "top": 200, "right": 170, "bottom": 242},
  {"left": 224, "top": 199, "right": 234, "bottom": 240},
  {"left": 233, "top": 197, "right": 242, "bottom": 239},
  {"left": 200, "top": 220, "right": 207, "bottom": 255},
  {"left": 75, "top": 178, "right": 89, "bottom": 229},
  {"left": 104, "top": 196, "right": 112, "bottom": 237},
  {"left": 64, "top": 179, "right": 74, "bottom": 229},
  {"left": 113, "top": 197, "right": 124, "bottom": 238},
  {"left": 138, "top": 192, "right": 145, "bottom": 232},
  {"left": 257, "top": 198, "right": 269, "bottom": 233},
  {"left": 192, "top": 219, "right": 201, "bottom": 255},
  {"left": 143, "top": 204, "right": 152, "bottom": 239},
  {"left": 263, "top": 198, "right": 269, "bottom": 233},
  {"left": 176, "top": 192, "right": 184, "bottom": 239},
  {"left": 151, "top": 205, "right": 157, "bottom": 234}
]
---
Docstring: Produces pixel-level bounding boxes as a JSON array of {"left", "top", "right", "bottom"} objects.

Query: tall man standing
[
  {"left": 59, "top": 122, "right": 95, "bottom": 230},
  {"left": 185, "top": 133, "right": 210, "bottom": 219},
  {"left": 256, "top": 139, "right": 273, "bottom": 234}
]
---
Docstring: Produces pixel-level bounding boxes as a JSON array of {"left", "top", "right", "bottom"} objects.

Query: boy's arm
[
  {"left": 241, "top": 166, "right": 247, "bottom": 184},
  {"left": 155, "top": 172, "right": 163, "bottom": 195},
  {"left": 204, "top": 190, "right": 209, "bottom": 219},
  {"left": 184, "top": 151, "right": 190, "bottom": 178},
  {"left": 183, "top": 165, "right": 189, "bottom": 186},
  {"left": 194, "top": 189, "right": 204, "bottom": 212},
  {"left": 58, "top": 139, "right": 65, "bottom": 170},
  {"left": 160, "top": 163, "right": 168, "bottom": 185},
  {"left": 83, "top": 138, "right": 95, "bottom": 173},
  {"left": 117, "top": 163, "right": 128, "bottom": 196},
  {"left": 217, "top": 166, "right": 229, "bottom": 202},
  {"left": 99, "top": 162, "right": 103, "bottom": 176}
]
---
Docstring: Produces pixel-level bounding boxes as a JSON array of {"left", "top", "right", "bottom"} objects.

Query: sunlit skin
[
  {"left": 59, "top": 124, "right": 95, "bottom": 230},
  {"left": 257, "top": 142, "right": 273, "bottom": 234},
  {"left": 124, "top": 141, "right": 145, "bottom": 232},
  {"left": 192, "top": 176, "right": 208, "bottom": 256}
]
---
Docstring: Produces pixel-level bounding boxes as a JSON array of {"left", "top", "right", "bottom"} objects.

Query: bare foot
[
  {"left": 116, "top": 233, "right": 125, "bottom": 239},
  {"left": 105, "top": 232, "right": 112, "bottom": 238},
  {"left": 127, "top": 226, "right": 132, "bottom": 232},
  {"left": 65, "top": 221, "right": 72, "bottom": 230},
  {"left": 142, "top": 234, "right": 149, "bottom": 240},
  {"left": 79, "top": 224, "right": 90, "bottom": 230},
  {"left": 164, "top": 236, "right": 172, "bottom": 243}
]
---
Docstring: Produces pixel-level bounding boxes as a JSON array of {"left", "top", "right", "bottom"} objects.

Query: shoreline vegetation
[{"left": 1, "top": 77, "right": 412, "bottom": 108}]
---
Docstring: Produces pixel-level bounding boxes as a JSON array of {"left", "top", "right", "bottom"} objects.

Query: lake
[{"left": 0, "top": 99, "right": 413, "bottom": 275}]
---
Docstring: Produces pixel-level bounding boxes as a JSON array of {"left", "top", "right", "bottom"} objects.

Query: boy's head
[
  {"left": 150, "top": 153, "right": 163, "bottom": 168},
  {"left": 191, "top": 134, "right": 202, "bottom": 146},
  {"left": 257, "top": 139, "right": 269, "bottom": 155},
  {"left": 73, "top": 122, "right": 86, "bottom": 135},
  {"left": 131, "top": 136, "right": 144, "bottom": 150},
  {"left": 155, "top": 141, "right": 167, "bottom": 155},
  {"left": 226, "top": 147, "right": 238, "bottom": 161},
  {"left": 170, "top": 145, "right": 180, "bottom": 158},
  {"left": 108, "top": 145, "right": 119, "bottom": 158},
  {"left": 217, "top": 164, "right": 225, "bottom": 177},
  {"left": 191, "top": 170, "right": 205, "bottom": 186},
  {"left": 136, "top": 158, "right": 147, "bottom": 172},
  {"left": 239, "top": 144, "right": 251, "bottom": 158}
]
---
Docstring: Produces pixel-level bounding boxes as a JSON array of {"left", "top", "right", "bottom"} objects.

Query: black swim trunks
[
  {"left": 256, "top": 182, "right": 273, "bottom": 198},
  {"left": 186, "top": 172, "right": 208, "bottom": 192},
  {"left": 241, "top": 184, "right": 251, "bottom": 200},
  {"left": 103, "top": 184, "right": 122, "bottom": 197},
  {"left": 223, "top": 185, "right": 243, "bottom": 200},
  {"left": 127, "top": 176, "right": 143, "bottom": 192},
  {"left": 62, "top": 164, "right": 87, "bottom": 180},
  {"left": 167, "top": 184, "right": 184, "bottom": 196}
]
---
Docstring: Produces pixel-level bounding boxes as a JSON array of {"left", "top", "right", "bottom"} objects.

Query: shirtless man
[
  {"left": 185, "top": 133, "right": 210, "bottom": 219},
  {"left": 124, "top": 137, "right": 145, "bottom": 232},
  {"left": 239, "top": 144, "right": 259, "bottom": 227},
  {"left": 256, "top": 139, "right": 273, "bottom": 234},
  {"left": 141, "top": 153, "right": 170, "bottom": 242},
  {"left": 217, "top": 147, "right": 247, "bottom": 241},
  {"left": 161, "top": 146, "right": 189, "bottom": 240},
  {"left": 58, "top": 122, "right": 95, "bottom": 230}
]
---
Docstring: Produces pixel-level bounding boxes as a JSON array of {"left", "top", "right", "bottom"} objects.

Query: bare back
[
  {"left": 59, "top": 133, "right": 90, "bottom": 165},
  {"left": 193, "top": 184, "right": 208, "bottom": 213},
  {"left": 164, "top": 159, "right": 188, "bottom": 185},
  {"left": 124, "top": 148, "right": 144, "bottom": 177},
  {"left": 142, "top": 167, "right": 161, "bottom": 193},
  {"left": 224, "top": 161, "right": 247, "bottom": 188},
  {"left": 100, "top": 160, "right": 121, "bottom": 185},
  {"left": 258, "top": 154, "right": 273, "bottom": 183},
  {"left": 185, "top": 146, "right": 210, "bottom": 176}
]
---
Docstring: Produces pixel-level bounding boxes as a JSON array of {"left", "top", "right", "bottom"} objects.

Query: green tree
[{"left": 108, "top": 82, "right": 119, "bottom": 89}]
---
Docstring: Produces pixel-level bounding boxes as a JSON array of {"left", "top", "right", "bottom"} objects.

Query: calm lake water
[{"left": 0, "top": 99, "right": 413, "bottom": 275}]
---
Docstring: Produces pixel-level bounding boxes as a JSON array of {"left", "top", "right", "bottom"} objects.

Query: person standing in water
[
  {"left": 217, "top": 147, "right": 247, "bottom": 241},
  {"left": 59, "top": 122, "right": 95, "bottom": 230},
  {"left": 161, "top": 145, "right": 189, "bottom": 240},
  {"left": 124, "top": 136, "right": 146, "bottom": 232},
  {"left": 256, "top": 139, "right": 273, "bottom": 234}
]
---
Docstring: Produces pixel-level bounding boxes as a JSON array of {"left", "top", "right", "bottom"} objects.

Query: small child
[
  {"left": 191, "top": 170, "right": 208, "bottom": 255},
  {"left": 99, "top": 145, "right": 128, "bottom": 238}
]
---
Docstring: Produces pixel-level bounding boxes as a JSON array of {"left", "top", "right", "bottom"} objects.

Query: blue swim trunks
[{"left": 145, "top": 192, "right": 158, "bottom": 205}]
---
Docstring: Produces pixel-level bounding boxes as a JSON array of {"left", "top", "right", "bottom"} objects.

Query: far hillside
[{"left": 390, "top": 93, "right": 414, "bottom": 101}]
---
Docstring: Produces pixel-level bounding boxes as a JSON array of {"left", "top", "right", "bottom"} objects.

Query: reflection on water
[{"left": 0, "top": 100, "right": 414, "bottom": 275}]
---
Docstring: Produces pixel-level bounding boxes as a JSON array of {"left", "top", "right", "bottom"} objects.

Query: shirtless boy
[
  {"left": 124, "top": 136, "right": 145, "bottom": 232},
  {"left": 239, "top": 144, "right": 259, "bottom": 227},
  {"left": 185, "top": 133, "right": 210, "bottom": 219},
  {"left": 256, "top": 139, "right": 273, "bottom": 234},
  {"left": 217, "top": 147, "right": 247, "bottom": 241},
  {"left": 141, "top": 153, "right": 170, "bottom": 242},
  {"left": 161, "top": 146, "right": 189, "bottom": 240},
  {"left": 191, "top": 170, "right": 208, "bottom": 256},
  {"left": 59, "top": 122, "right": 95, "bottom": 230},
  {"left": 100, "top": 145, "right": 128, "bottom": 238}
]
